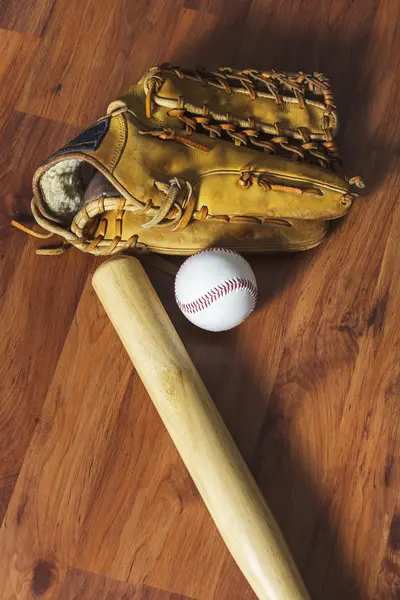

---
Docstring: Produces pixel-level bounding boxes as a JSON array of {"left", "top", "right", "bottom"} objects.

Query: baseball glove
[{"left": 14, "top": 64, "right": 364, "bottom": 256}]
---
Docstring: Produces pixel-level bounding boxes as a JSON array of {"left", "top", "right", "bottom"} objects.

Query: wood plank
[
  {"left": 251, "top": 155, "right": 400, "bottom": 600},
  {"left": 173, "top": 0, "right": 255, "bottom": 67},
  {"left": 0, "top": 29, "right": 40, "bottom": 132},
  {"left": 358, "top": 0, "right": 400, "bottom": 155},
  {"left": 0, "top": 279, "right": 134, "bottom": 599},
  {"left": 327, "top": 164, "right": 400, "bottom": 599},
  {"left": 183, "top": 0, "right": 251, "bottom": 20},
  {"left": 374, "top": 499, "right": 400, "bottom": 599},
  {"left": 0, "top": 243, "right": 95, "bottom": 523},
  {"left": 59, "top": 568, "right": 194, "bottom": 599},
  {"left": 162, "top": 8, "right": 219, "bottom": 67},
  {"left": 16, "top": 0, "right": 190, "bottom": 126},
  {"left": 0, "top": 111, "right": 92, "bottom": 524},
  {"left": 0, "top": 0, "right": 55, "bottom": 36}
]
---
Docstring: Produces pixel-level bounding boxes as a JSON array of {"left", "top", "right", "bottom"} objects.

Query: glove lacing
[{"left": 11, "top": 177, "right": 194, "bottom": 255}]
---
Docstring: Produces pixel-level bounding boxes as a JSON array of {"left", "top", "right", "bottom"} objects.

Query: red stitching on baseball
[
  {"left": 175, "top": 247, "right": 249, "bottom": 294},
  {"left": 176, "top": 276, "right": 257, "bottom": 315}
]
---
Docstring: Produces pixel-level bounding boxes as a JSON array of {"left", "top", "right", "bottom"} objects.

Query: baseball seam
[
  {"left": 175, "top": 248, "right": 258, "bottom": 317},
  {"left": 176, "top": 277, "right": 257, "bottom": 315},
  {"left": 174, "top": 247, "right": 251, "bottom": 291}
]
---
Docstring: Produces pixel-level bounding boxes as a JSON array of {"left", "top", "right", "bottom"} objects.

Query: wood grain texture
[
  {"left": 16, "top": 0, "right": 192, "bottom": 126},
  {"left": 0, "top": 0, "right": 55, "bottom": 37},
  {"left": 59, "top": 568, "right": 194, "bottom": 599},
  {"left": 0, "top": 111, "right": 88, "bottom": 523},
  {"left": 0, "top": 29, "right": 40, "bottom": 133},
  {"left": 0, "top": 0, "right": 399, "bottom": 598}
]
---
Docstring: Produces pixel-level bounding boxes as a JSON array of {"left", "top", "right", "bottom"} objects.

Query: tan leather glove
[{"left": 17, "top": 64, "right": 364, "bottom": 256}]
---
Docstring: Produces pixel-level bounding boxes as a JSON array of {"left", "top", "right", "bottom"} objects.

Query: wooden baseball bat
[{"left": 92, "top": 256, "right": 311, "bottom": 600}]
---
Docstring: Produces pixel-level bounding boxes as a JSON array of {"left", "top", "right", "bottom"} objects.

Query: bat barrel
[{"left": 92, "top": 256, "right": 311, "bottom": 600}]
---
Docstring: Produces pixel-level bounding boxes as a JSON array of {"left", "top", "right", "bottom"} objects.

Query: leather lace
[
  {"left": 145, "top": 64, "right": 341, "bottom": 169},
  {"left": 11, "top": 178, "right": 195, "bottom": 255}
]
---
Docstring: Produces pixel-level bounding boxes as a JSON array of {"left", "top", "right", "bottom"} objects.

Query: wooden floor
[{"left": 0, "top": 0, "right": 399, "bottom": 598}]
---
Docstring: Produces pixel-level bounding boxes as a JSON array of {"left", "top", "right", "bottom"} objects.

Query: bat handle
[{"left": 92, "top": 256, "right": 311, "bottom": 600}]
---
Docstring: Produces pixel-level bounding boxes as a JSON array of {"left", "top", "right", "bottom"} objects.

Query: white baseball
[{"left": 174, "top": 248, "right": 257, "bottom": 332}]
